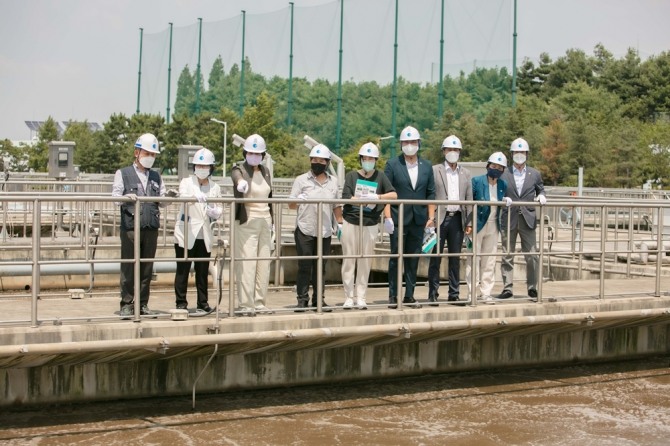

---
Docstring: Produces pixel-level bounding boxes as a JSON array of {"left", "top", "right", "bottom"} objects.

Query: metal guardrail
[{"left": 1, "top": 188, "right": 670, "bottom": 326}]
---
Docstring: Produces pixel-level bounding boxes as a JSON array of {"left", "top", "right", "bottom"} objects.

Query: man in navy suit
[
  {"left": 497, "top": 137, "right": 546, "bottom": 300},
  {"left": 384, "top": 126, "right": 436, "bottom": 308}
]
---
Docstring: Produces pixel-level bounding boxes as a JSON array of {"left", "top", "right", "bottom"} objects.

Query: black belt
[{"left": 446, "top": 211, "right": 461, "bottom": 217}]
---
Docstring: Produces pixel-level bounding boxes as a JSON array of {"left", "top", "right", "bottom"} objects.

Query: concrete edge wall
[{"left": 1, "top": 317, "right": 668, "bottom": 407}]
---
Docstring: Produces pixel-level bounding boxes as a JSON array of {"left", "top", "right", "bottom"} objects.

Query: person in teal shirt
[{"left": 467, "top": 152, "right": 510, "bottom": 303}]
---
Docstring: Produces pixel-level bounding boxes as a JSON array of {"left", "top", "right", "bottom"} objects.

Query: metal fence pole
[
  {"left": 31, "top": 199, "right": 41, "bottom": 328},
  {"left": 397, "top": 203, "right": 404, "bottom": 309}
]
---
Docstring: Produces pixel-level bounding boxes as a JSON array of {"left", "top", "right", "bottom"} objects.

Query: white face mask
[
  {"left": 246, "top": 153, "right": 263, "bottom": 166},
  {"left": 513, "top": 153, "right": 527, "bottom": 165},
  {"left": 445, "top": 151, "right": 460, "bottom": 164},
  {"left": 138, "top": 155, "right": 155, "bottom": 169},
  {"left": 361, "top": 161, "right": 376, "bottom": 173},
  {"left": 194, "top": 168, "right": 210, "bottom": 180},
  {"left": 402, "top": 143, "right": 419, "bottom": 156}
]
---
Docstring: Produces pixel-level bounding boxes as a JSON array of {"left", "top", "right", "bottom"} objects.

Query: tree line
[{"left": 2, "top": 44, "right": 670, "bottom": 188}]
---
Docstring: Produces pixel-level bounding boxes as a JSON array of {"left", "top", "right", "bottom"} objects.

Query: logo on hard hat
[
  {"left": 406, "top": 132, "right": 411, "bottom": 137},
  {"left": 518, "top": 143, "right": 523, "bottom": 148}
]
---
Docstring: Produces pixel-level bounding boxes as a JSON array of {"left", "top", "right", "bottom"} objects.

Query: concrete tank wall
[{"left": 1, "top": 314, "right": 668, "bottom": 406}]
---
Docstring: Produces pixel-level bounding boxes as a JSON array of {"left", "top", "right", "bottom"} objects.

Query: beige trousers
[
  {"left": 234, "top": 217, "right": 272, "bottom": 309},
  {"left": 466, "top": 216, "right": 499, "bottom": 298},
  {"left": 340, "top": 220, "right": 378, "bottom": 299}
]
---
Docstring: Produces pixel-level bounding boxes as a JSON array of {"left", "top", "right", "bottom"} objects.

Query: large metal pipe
[
  {"left": 0, "top": 261, "right": 178, "bottom": 276},
  {"left": 1, "top": 308, "right": 667, "bottom": 358}
]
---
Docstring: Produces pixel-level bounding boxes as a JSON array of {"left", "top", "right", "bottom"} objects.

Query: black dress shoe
[
  {"left": 176, "top": 303, "right": 188, "bottom": 310},
  {"left": 294, "top": 300, "right": 309, "bottom": 312},
  {"left": 388, "top": 296, "right": 398, "bottom": 309},
  {"left": 428, "top": 295, "right": 438, "bottom": 307},
  {"left": 528, "top": 289, "right": 538, "bottom": 298},
  {"left": 402, "top": 297, "right": 422, "bottom": 309},
  {"left": 447, "top": 296, "right": 465, "bottom": 306},
  {"left": 119, "top": 305, "right": 134, "bottom": 319},
  {"left": 311, "top": 301, "right": 332, "bottom": 312},
  {"left": 140, "top": 305, "right": 158, "bottom": 318},
  {"left": 496, "top": 290, "right": 514, "bottom": 300}
]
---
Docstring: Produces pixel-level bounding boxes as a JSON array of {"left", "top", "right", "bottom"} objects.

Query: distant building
[{"left": 24, "top": 121, "right": 103, "bottom": 139}]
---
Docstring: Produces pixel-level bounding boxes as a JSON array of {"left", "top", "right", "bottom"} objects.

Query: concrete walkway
[{"left": 2, "top": 276, "right": 669, "bottom": 326}]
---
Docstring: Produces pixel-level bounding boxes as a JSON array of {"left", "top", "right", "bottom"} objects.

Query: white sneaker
[
  {"left": 482, "top": 296, "right": 495, "bottom": 305},
  {"left": 255, "top": 305, "right": 274, "bottom": 314},
  {"left": 235, "top": 307, "right": 256, "bottom": 316},
  {"left": 356, "top": 297, "right": 367, "bottom": 310},
  {"left": 343, "top": 297, "right": 354, "bottom": 309}
]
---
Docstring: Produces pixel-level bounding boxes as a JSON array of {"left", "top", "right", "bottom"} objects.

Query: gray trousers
[{"left": 500, "top": 216, "right": 538, "bottom": 293}]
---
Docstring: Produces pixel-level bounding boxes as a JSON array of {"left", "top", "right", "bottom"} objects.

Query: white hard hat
[
  {"left": 134, "top": 133, "right": 160, "bottom": 154},
  {"left": 510, "top": 137, "right": 530, "bottom": 152},
  {"left": 399, "top": 126, "right": 420, "bottom": 141},
  {"left": 358, "top": 142, "right": 380, "bottom": 158},
  {"left": 487, "top": 151, "right": 507, "bottom": 167},
  {"left": 441, "top": 135, "right": 462, "bottom": 150},
  {"left": 192, "top": 148, "right": 215, "bottom": 165},
  {"left": 309, "top": 143, "right": 331, "bottom": 160},
  {"left": 243, "top": 134, "right": 267, "bottom": 153}
]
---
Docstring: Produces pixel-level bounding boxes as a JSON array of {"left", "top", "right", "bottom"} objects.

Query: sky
[{"left": 1, "top": 0, "right": 669, "bottom": 142}]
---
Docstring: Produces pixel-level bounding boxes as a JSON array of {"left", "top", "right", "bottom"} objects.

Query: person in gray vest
[{"left": 112, "top": 133, "right": 166, "bottom": 318}]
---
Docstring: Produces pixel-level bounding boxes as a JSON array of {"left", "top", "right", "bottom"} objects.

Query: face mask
[
  {"left": 194, "top": 168, "right": 210, "bottom": 180},
  {"left": 513, "top": 153, "right": 527, "bottom": 165},
  {"left": 402, "top": 143, "right": 419, "bottom": 156},
  {"left": 246, "top": 153, "right": 262, "bottom": 166},
  {"left": 311, "top": 162, "right": 327, "bottom": 176},
  {"left": 138, "top": 155, "right": 155, "bottom": 169},
  {"left": 361, "top": 161, "right": 376, "bottom": 173},
  {"left": 487, "top": 168, "right": 503, "bottom": 179},
  {"left": 445, "top": 151, "right": 459, "bottom": 164}
]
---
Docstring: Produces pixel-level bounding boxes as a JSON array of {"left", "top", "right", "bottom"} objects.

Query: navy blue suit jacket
[{"left": 384, "top": 155, "right": 436, "bottom": 227}]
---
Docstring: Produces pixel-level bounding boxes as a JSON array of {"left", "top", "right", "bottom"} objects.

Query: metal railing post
[
  {"left": 397, "top": 203, "right": 404, "bottom": 309},
  {"left": 315, "top": 202, "right": 324, "bottom": 313},
  {"left": 133, "top": 197, "right": 141, "bottom": 321},
  {"left": 228, "top": 199, "right": 236, "bottom": 316},
  {"left": 470, "top": 203, "right": 478, "bottom": 306},
  {"left": 599, "top": 205, "right": 606, "bottom": 299},
  {"left": 273, "top": 202, "right": 282, "bottom": 287},
  {"left": 537, "top": 202, "right": 545, "bottom": 303},
  {"left": 31, "top": 199, "right": 41, "bottom": 327},
  {"left": 655, "top": 206, "right": 663, "bottom": 297}
]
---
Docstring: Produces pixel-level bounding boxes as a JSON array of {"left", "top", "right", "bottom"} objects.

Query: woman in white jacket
[{"left": 173, "top": 148, "right": 222, "bottom": 312}]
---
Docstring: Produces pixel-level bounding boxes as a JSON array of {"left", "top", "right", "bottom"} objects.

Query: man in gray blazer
[
  {"left": 428, "top": 135, "right": 473, "bottom": 304},
  {"left": 384, "top": 126, "right": 436, "bottom": 308},
  {"left": 497, "top": 137, "right": 546, "bottom": 300}
]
